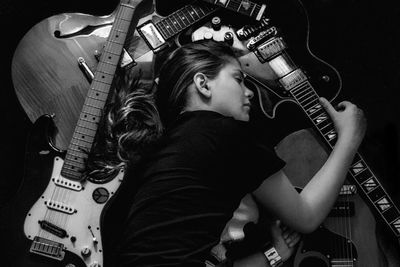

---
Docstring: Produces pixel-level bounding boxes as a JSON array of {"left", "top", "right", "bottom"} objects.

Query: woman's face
[{"left": 208, "top": 59, "right": 254, "bottom": 121}]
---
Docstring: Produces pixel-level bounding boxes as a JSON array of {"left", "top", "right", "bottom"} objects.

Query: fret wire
[
  {"left": 154, "top": 21, "right": 169, "bottom": 39},
  {"left": 77, "top": 122, "right": 97, "bottom": 131},
  {"left": 157, "top": 20, "right": 171, "bottom": 38},
  {"left": 166, "top": 16, "right": 179, "bottom": 33},
  {"left": 79, "top": 117, "right": 100, "bottom": 126},
  {"left": 72, "top": 136, "right": 93, "bottom": 145},
  {"left": 73, "top": 130, "right": 96, "bottom": 140},
  {"left": 298, "top": 93, "right": 318, "bottom": 106},
  {"left": 80, "top": 108, "right": 101, "bottom": 117},
  {"left": 65, "top": 156, "right": 87, "bottom": 165},
  {"left": 228, "top": 0, "right": 240, "bottom": 10},
  {"left": 303, "top": 98, "right": 320, "bottom": 110},
  {"left": 193, "top": 5, "right": 206, "bottom": 16},
  {"left": 294, "top": 89, "right": 314, "bottom": 101},
  {"left": 63, "top": 162, "right": 85, "bottom": 170},
  {"left": 85, "top": 97, "right": 105, "bottom": 108},
  {"left": 74, "top": 128, "right": 96, "bottom": 138},
  {"left": 309, "top": 108, "right": 325, "bottom": 120},
  {"left": 290, "top": 82, "right": 310, "bottom": 95},
  {"left": 187, "top": 5, "right": 200, "bottom": 20},
  {"left": 67, "top": 151, "right": 87, "bottom": 159},
  {"left": 177, "top": 9, "right": 190, "bottom": 27},
  {"left": 161, "top": 18, "right": 174, "bottom": 37},
  {"left": 316, "top": 120, "right": 332, "bottom": 131},
  {"left": 182, "top": 6, "right": 195, "bottom": 23},
  {"left": 70, "top": 141, "right": 91, "bottom": 150},
  {"left": 172, "top": 12, "right": 184, "bottom": 30},
  {"left": 319, "top": 122, "right": 334, "bottom": 132},
  {"left": 249, "top": 2, "right": 256, "bottom": 17}
]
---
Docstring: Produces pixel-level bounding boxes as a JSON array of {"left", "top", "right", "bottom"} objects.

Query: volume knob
[
  {"left": 224, "top": 32, "right": 234, "bottom": 46},
  {"left": 211, "top": 16, "right": 221, "bottom": 31}
]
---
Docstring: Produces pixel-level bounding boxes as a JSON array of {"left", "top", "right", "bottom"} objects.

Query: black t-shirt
[{"left": 114, "top": 110, "right": 285, "bottom": 266}]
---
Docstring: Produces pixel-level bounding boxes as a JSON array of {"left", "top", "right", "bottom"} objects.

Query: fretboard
[
  {"left": 201, "top": 0, "right": 266, "bottom": 21},
  {"left": 288, "top": 75, "right": 400, "bottom": 238},
  {"left": 154, "top": 3, "right": 217, "bottom": 40},
  {"left": 61, "top": 2, "right": 136, "bottom": 180}
]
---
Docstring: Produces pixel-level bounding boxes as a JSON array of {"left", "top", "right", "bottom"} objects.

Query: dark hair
[
  {"left": 85, "top": 40, "right": 238, "bottom": 178},
  {"left": 155, "top": 39, "right": 238, "bottom": 126}
]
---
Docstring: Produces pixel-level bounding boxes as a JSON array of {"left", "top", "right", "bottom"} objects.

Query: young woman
[{"left": 108, "top": 39, "right": 366, "bottom": 266}]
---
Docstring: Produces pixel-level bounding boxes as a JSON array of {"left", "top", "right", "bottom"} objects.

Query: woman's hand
[
  {"left": 270, "top": 220, "right": 301, "bottom": 262},
  {"left": 319, "top": 97, "right": 367, "bottom": 149}
]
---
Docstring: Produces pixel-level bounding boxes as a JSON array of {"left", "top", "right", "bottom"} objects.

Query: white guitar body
[{"left": 24, "top": 156, "right": 124, "bottom": 267}]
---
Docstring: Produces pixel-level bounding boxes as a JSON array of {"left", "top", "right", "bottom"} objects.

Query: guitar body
[
  {"left": 191, "top": 0, "right": 341, "bottom": 120},
  {"left": 11, "top": 0, "right": 166, "bottom": 150},
  {"left": 192, "top": 1, "right": 400, "bottom": 265},
  {"left": 0, "top": 115, "right": 124, "bottom": 266},
  {"left": 275, "top": 128, "right": 388, "bottom": 266}
]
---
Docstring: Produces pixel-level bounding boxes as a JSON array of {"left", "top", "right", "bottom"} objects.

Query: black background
[{"left": 1, "top": 0, "right": 399, "bottom": 245}]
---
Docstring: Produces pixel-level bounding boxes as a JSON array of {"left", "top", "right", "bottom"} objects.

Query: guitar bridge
[{"left": 30, "top": 236, "right": 65, "bottom": 261}]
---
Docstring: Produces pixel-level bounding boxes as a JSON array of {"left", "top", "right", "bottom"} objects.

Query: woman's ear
[{"left": 193, "top": 73, "right": 211, "bottom": 98}]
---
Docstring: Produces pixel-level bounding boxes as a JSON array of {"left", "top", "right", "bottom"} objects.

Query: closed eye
[{"left": 235, "top": 77, "right": 244, "bottom": 84}]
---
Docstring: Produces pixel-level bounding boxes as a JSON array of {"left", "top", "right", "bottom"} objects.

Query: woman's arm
[{"left": 252, "top": 98, "right": 366, "bottom": 233}]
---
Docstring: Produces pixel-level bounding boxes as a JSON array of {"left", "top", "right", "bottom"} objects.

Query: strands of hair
[{"left": 84, "top": 70, "right": 162, "bottom": 182}]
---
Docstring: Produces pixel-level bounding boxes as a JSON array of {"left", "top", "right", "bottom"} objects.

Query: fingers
[
  {"left": 286, "top": 231, "right": 301, "bottom": 248},
  {"left": 319, "top": 97, "right": 337, "bottom": 116},
  {"left": 281, "top": 227, "right": 301, "bottom": 248}
]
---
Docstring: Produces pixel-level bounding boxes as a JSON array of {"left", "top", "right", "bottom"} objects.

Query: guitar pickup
[
  {"left": 137, "top": 21, "right": 168, "bottom": 53},
  {"left": 30, "top": 236, "right": 65, "bottom": 261},
  {"left": 39, "top": 220, "right": 68, "bottom": 238},
  {"left": 45, "top": 199, "right": 76, "bottom": 214},
  {"left": 329, "top": 201, "right": 355, "bottom": 217}
]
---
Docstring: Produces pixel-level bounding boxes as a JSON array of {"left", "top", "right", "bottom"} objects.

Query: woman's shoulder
[{"left": 179, "top": 110, "right": 248, "bottom": 132}]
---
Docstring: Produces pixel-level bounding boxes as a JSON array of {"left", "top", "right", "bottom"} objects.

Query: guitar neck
[
  {"left": 61, "top": 1, "right": 137, "bottom": 180},
  {"left": 201, "top": 0, "right": 266, "bottom": 21},
  {"left": 154, "top": 3, "right": 217, "bottom": 40},
  {"left": 287, "top": 73, "right": 400, "bottom": 238}
]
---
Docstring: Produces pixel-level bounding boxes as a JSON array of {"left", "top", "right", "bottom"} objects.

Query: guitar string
[
  {"left": 292, "top": 81, "right": 356, "bottom": 266},
  {"left": 35, "top": 0, "right": 129, "bottom": 245}
]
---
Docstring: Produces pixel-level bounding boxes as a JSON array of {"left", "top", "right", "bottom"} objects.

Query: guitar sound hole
[{"left": 299, "top": 257, "right": 328, "bottom": 267}]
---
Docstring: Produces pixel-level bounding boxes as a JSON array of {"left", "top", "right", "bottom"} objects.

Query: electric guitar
[
  {"left": 0, "top": 0, "right": 145, "bottom": 266},
  {"left": 192, "top": 0, "right": 400, "bottom": 265},
  {"left": 11, "top": 0, "right": 265, "bottom": 151}
]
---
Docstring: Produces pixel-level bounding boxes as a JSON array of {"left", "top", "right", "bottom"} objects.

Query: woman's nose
[{"left": 245, "top": 87, "right": 254, "bottom": 99}]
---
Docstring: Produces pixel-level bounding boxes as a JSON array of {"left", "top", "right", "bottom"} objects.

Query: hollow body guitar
[
  {"left": 11, "top": 0, "right": 266, "bottom": 151},
  {"left": 11, "top": 0, "right": 219, "bottom": 150},
  {"left": 192, "top": 0, "right": 400, "bottom": 266},
  {"left": 0, "top": 0, "right": 145, "bottom": 266}
]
